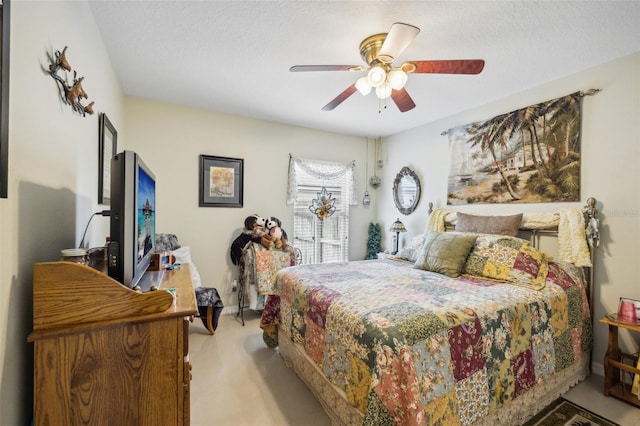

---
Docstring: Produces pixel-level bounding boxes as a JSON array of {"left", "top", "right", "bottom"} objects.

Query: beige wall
[
  {"left": 123, "top": 98, "right": 375, "bottom": 310},
  {"left": 0, "top": 1, "right": 125, "bottom": 423},
  {"left": 1, "top": 1, "right": 638, "bottom": 425},
  {"left": 378, "top": 52, "right": 640, "bottom": 375}
]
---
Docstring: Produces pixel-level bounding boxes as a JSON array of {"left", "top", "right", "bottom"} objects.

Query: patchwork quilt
[
  {"left": 241, "top": 242, "right": 295, "bottom": 295},
  {"left": 260, "top": 259, "right": 592, "bottom": 426}
]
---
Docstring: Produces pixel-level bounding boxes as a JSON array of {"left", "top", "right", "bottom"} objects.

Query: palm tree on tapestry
[
  {"left": 528, "top": 93, "right": 581, "bottom": 199},
  {"left": 466, "top": 117, "right": 522, "bottom": 200},
  {"left": 464, "top": 92, "right": 580, "bottom": 202}
]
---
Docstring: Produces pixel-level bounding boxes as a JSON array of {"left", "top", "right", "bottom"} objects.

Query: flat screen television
[{"left": 108, "top": 150, "right": 156, "bottom": 288}]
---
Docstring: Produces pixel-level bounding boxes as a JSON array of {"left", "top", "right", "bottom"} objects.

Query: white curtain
[{"left": 287, "top": 156, "right": 357, "bottom": 206}]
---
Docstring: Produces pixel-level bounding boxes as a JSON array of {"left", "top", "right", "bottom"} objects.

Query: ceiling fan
[{"left": 290, "top": 22, "right": 485, "bottom": 113}]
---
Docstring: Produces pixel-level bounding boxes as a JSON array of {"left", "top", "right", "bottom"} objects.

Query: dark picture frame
[
  {"left": 0, "top": 1, "right": 10, "bottom": 198},
  {"left": 199, "top": 155, "right": 243, "bottom": 207},
  {"left": 98, "top": 113, "right": 117, "bottom": 204}
]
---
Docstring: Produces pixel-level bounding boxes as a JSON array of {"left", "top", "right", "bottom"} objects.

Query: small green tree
[{"left": 366, "top": 223, "right": 381, "bottom": 259}]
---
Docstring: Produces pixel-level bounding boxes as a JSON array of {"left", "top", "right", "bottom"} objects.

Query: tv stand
[{"left": 28, "top": 262, "right": 197, "bottom": 425}]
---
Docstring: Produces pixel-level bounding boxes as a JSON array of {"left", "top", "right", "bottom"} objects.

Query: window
[{"left": 288, "top": 157, "right": 355, "bottom": 264}]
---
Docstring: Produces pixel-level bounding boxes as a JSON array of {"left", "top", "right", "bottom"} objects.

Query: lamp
[
  {"left": 367, "top": 65, "right": 386, "bottom": 88},
  {"left": 363, "top": 138, "right": 371, "bottom": 205},
  {"left": 355, "top": 76, "right": 372, "bottom": 96},
  {"left": 357, "top": 66, "right": 408, "bottom": 102},
  {"left": 389, "top": 218, "right": 407, "bottom": 255},
  {"left": 363, "top": 190, "right": 371, "bottom": 205},
  {"left": 387, "top": 69, "right": 408, "bottom": 90}
]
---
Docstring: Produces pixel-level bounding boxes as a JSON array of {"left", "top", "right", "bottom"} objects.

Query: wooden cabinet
[
  {"left": 28, "top": 262, "right": 197, "bottom": 425},
  {"left": 600, "top": 315, "right": 640, "bottom": 407}
]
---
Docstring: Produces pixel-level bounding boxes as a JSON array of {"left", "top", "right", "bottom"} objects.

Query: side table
[{"left": 599, "top": 315, "right": 640, "bottom": 407}]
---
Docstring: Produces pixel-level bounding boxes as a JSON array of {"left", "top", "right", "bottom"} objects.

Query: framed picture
[
  {"left": 0, "top": 1, "right": 10, "bottom": 198},
  {"left": 98, "top": 113, "right": 117, "bottom": 204},
  {"left": 199, "top": 155, "right": 243, "bottom": 207}
]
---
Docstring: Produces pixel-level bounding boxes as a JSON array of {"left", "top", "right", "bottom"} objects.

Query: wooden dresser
[{"left": 28, "top": 262, "right": 197, "bottom": 425}]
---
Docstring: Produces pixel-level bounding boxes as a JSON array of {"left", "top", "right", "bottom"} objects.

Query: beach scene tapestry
[{"left": 447, "top": 92, "right": 581, "bottom": 205}]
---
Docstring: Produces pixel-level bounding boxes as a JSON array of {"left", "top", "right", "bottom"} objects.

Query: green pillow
[{"left": 414, "top": 231, "right": 478, "bottom": 278}]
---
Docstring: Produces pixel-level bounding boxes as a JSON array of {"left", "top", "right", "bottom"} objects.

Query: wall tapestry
[{"left": 447, "top": 91, "right": 581, "bottom": 205}]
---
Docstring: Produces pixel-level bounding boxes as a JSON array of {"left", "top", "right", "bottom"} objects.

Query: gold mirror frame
[{"left": 392, "top": 166, "right": 421, "bottom": 215}]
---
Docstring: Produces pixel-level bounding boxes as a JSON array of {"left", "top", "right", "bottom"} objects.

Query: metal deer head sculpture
[{"left": 47, "top": 46, "right": 95, "bottom": 117}]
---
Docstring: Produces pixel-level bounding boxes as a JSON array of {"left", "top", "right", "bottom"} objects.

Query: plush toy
[
  {"left": 265, "top": 216, "right": 292, "bottom": 251},
  {"left": 229, "top": 214, "right": 272, "bottom": 265},
  {"left": 265, "top": 217, "right": 284, "bottom": 250}
]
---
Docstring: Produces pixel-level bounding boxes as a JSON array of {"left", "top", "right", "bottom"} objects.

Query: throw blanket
[
  {"left": 242, "top": 242, "right": 295, "bottom": 295},
  {"left": 556, "top": 209, "right": 591, "bottom": 267}
]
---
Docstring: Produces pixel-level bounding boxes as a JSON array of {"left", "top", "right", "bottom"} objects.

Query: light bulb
[
  {"left": 362, "top": 190, "right": 371, "bottom": 206},
  {"left": 375, "top": 84, "right": 392, "bottom": 99},
  {"left": 367, "top": 65, "right": 386, "bottom": 88},
  {"left": 387, "top": 69, "right": 408, "bottom": 90},
  {"left": 355, "top": 77, "right": 371, "bottom": 96}
]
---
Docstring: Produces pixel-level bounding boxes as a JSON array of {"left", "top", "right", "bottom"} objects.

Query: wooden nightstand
[{"left": 599, "top": 315, "right": 640, "bottom": 407}]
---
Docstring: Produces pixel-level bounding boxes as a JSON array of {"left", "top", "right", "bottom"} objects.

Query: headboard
[{"left": 427, "top": 197, "right": 600, "bottom": 312}]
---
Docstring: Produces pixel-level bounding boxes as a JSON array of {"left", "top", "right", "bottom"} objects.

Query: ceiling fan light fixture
[
  {"left": 375, "top": 84, "right": 392, "bottom": 100},
  {"left": 355, "top": 77, "right": 372, "bottom": 96},
  {"left": 387, "top": 69, "right": 408, "bottom": 90},
  {"left": 367, "top": 65, "right": 386, "bottom": 88}
]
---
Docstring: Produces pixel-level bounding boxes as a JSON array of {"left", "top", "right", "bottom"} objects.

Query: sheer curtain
[
  {"left": 287, "top": 156, "right": 357, "bottom": 206},
  {"left": 288, "top": 156, "right": 355, "bottom": 264}
]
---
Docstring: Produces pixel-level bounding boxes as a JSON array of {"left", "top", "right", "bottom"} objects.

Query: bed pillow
[
  {"left": 414, "top": 231, "right": 478, "bottom": 278},
  {"left": 455, "top": 212, "right": 523, "bottom": 237},
  {"left": 394, "top": 233, "right": 428, "bottom": 262},
  {"left": 463, "top": 235, "right": 549, "bottom": 290}
]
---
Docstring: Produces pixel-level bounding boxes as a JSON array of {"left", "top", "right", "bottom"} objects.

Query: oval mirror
[{"left": 392, "top": 166, "right": 421, "bottom": 215}]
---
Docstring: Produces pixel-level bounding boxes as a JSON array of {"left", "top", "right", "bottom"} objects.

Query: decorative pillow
[
  {"left": 414, "top": 231, "right": 478, "bottom": 278},
  {"left": 455, "top": 212, "right": 523, "bottom": 237},
  {"left": 463, "top": 235, "right": 549, "bottom": 290},
  {"left": 394, "top": 233, "right": 428, "bottom": 262}
]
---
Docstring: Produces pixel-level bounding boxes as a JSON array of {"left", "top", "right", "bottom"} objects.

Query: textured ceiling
[{"left": 88, "top": 1, "right": 640, "bottom": 138}]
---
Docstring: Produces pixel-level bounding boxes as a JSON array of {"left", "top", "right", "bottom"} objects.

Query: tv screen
[
  {"left": 137, "top": 165, "right": 155, "bottom": 264},
  {"left": 108, "top": 150, "right": 156, "bottom": 288}
]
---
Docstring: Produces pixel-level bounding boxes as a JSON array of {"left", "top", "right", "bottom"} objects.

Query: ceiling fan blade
[
  {"left": 378, "top": 22, "right": 420, "bottom": 64},
  {"left": 290, "top": 65, "right": 362, "bottom": 72},
  {"left": 403, "top": 59, "right": 485, "bottom": 74},
  {"left": 391, "top": 88, "right": 416, "bottom": 113},
  {"left": 322, "top": 84, "right": 357, "bottom": 111}
]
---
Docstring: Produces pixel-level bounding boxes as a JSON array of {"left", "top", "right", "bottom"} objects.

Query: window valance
[{"left": 287, "top": 156, "right": 357, "bottom": 206}]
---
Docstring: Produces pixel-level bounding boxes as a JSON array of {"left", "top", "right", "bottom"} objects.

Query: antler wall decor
[{"left": 47, "top": 46, "right": 95, "bottom": 116}]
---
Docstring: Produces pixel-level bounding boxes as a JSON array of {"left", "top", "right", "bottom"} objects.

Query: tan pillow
[
  {"left": 414, "top": 231, "right": 477, "bottom": 278},
  {"left": 455, "top": 212, "right": 523, "bottom": 237}
]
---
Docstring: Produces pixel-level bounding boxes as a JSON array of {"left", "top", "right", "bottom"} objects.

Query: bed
[{"left": 259, "top": 200, "right": 600, "bottom": 425}]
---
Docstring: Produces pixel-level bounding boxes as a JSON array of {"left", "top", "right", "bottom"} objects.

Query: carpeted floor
[{"left": 523, "top": 398, "right": 620, "bottom": 426}]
